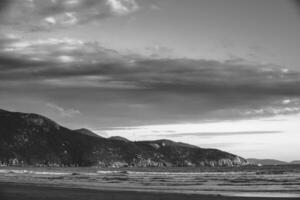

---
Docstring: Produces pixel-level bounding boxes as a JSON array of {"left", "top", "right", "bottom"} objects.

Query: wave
[
  {"left": 96, "top": 170, "right": 127, "bottom": 174},
  {"left": 95, "top": 170, "right": 252, "bottom": 176},
  {"left": 126, "top": 171, "right": 251, "bottom": 176},
  {"left": 0, "top": 169, "right": 70, "bottom": 175}
]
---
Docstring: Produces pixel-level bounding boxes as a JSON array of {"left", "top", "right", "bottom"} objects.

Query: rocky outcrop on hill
[{"left": 0, "top": 109, "right": 248, "bottom": 167}]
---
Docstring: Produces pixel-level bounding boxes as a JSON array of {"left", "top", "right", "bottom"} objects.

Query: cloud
[
  {"left": 46, "top": 103, "right": 80, "bottom": 117},
  {"left": 153, "top": 131, "right": 283, "bottom": 138},
  {"left": 145, "top": 45, "right": 174, "bottom": 58},
  {"left": 282, "top": 99, "right": 292, "bottom": 105},
  {"left": 3, "top": 37, "right": 298, "bottom": 97},
  {"left": 291, "top": 0, "right": 300, "bottom": 8},
  {"left": 0, "top": 0, "right": 10, "bottom": 13},
  {"left": 1, "top": 36, "right": 300, "bottom": 122},
  {"left": 291, "top": 0, "right": 300, "bottom": 16},
  {"left": 107, "top": 0, "right": 138, "bottom": 15},
  {"left": 150, "top": 4, "right": 160, "bottom": 11},
  {"left": 1, "top": 0, "right": 139, "bottom": 30},
  {"left": 96, "top": 120, "right": 285, "bottom": 142}
]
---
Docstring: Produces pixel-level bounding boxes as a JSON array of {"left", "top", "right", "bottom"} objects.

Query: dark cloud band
[{"left": 0, "top": 36, "right": 300, "bottom": 122}]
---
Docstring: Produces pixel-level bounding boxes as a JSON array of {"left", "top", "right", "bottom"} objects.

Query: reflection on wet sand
[{"left": 1, "top": 166, "right": 300, "bottom": 198}]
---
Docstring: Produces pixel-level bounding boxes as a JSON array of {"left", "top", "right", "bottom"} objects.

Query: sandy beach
[
  {"left": 0, "top": 166, "right": 300, "bottom": 200},
  {"left": 0, "top": 182, "right": 298, "bottom": 200}
]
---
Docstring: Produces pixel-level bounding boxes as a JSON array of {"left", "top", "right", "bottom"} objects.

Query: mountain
[
  {"left": 247, "top": 158, "right": 300, "bottom": 166},
  {"left": 290, "top": 160, "right": 300, "bottom": 165},
  {"left": 141, "top": 139, "right": 199, "bottom": 150},
  {"left": 74, "top": 128, "right": 102, "bottom": 138},
  {"left": 0, "top": 108, "right": 247, "bottom": 167},
  {"left": 109, "top": 136, "right": 131, "bottom": 142},
  {"left": 247, "top": 158, "right": 288, "bottom": 165}
]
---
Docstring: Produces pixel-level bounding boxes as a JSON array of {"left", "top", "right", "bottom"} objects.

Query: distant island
[
  {"left": 0, "top": 108, "right": 247, "bottom": 168},
  {"left": 247, "top": 158, "right": 300, "bottom": 166}
]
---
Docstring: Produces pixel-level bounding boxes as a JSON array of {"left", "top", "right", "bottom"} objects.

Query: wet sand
[
  {"left": 1, "top": 166, "right": 300, "bottom": 199},
  {"left": 0, "top": 182, "right": 297, "bottom": 200}
]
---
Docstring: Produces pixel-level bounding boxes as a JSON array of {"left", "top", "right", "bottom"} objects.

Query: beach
[
  {"left": 0, "top": 166, "right": 300, "bottom": 200},
  {"left": 1, "top": 182, "right": 299, "bottom": 200}
]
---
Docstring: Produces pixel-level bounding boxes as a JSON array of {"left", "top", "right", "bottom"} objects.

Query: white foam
[
  {"left": 0, "top": 169, "right": 70, "bottom": 176},
  {"left": 126, "top": 171, "right": 251, "bottom": 176},
  {"left": 96, "top": 170, "right": 124, "bottom": 174},
  {"left": 0, "top": 169, "right": 29, "bottom": 174},
  {"left": 32, "top": 171, "right": 70, "bottom": 175}
]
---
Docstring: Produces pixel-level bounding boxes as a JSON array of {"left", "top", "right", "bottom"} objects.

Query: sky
[{"left": 0, "top": 0, "right": 300, "bottom": 161}]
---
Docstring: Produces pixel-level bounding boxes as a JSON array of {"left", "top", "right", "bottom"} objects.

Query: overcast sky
[{"left": 0, "top": 0, "right": 300, "bottom": 161}]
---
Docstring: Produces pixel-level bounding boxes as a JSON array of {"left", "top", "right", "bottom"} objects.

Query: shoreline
[
  {"left": 1, "top": 166, "right": 300, "bottom": 199},
  {"left": 0, "top": 182, "right": 299, "bottom": 200}
]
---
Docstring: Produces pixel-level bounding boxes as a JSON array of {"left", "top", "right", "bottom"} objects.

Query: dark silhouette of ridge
[
  {"left": 74, "top": 128, "right": 102, "bottom": 138},
  {"left": 109, "top": 136, "right": 131, "bottom": 142},
  {"left": 247, "top": 158, "right": 300, "bottom": 165},
  {"left": 291, "top": 160, "right": 300, "bottom": 165},
  {"left": 0, "top": 108, "right": 247, "bottom": 167}
]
